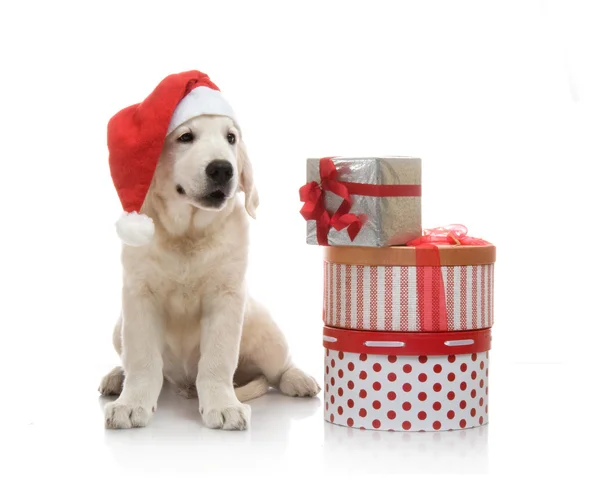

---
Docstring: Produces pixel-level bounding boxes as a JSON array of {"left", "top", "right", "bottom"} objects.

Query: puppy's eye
[
  {"left": 226, "top": 133, "right": 236, "bottom": 145},
  {"left": 178, "top": 132, "right": 194, "bottom": 143}
]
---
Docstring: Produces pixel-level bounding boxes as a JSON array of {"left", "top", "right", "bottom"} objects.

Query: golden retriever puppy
[{"left": 99, "top": 114, "right": 320, "bottom": 430}]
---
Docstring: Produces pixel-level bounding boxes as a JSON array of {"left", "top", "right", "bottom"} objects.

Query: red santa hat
[{"left": 107, "top": 70, "right": 237, "bottom": 246}]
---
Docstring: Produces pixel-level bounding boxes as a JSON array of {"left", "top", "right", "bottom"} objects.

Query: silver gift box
[{"left": 305, "top": 156, "right": 422, "bottom": 247}]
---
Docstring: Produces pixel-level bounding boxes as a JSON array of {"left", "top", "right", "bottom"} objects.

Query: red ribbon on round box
[{"left": 323, "top": 225, "right": 496, "bottom": 332}]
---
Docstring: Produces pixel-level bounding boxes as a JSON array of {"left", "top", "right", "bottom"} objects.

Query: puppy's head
[{"left": 159, "top": 115, "right": 258, "bottom": 218}]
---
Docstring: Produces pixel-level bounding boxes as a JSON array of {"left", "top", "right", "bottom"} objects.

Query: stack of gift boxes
[{"left": 300, "top": 157, "right": 496, "bottom": 432}]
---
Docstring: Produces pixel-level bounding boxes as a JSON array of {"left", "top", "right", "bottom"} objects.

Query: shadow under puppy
[{"left": 99, "top": 70, "right": 319, "bottom": 430}]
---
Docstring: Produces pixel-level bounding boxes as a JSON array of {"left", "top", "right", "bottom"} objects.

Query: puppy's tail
[{"left": 234, "top": 375, "right": 270, "bottom": 402}]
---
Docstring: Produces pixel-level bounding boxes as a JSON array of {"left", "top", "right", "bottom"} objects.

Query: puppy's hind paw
[
  {"left": 98, "top": 366, "right": 124, "bottom": 396},
  {"left": 176, "top": 384, "right": 198, "bottom": 399},
  {"left": 279, "top": 366, "right": 321, "bottom": 398}
]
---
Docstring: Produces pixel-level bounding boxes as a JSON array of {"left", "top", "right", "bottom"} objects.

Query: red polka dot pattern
[{"left": 324, "top": 349, "right": 489, "bottom": 432}]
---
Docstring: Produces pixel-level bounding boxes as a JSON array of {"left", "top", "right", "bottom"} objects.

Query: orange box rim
[{"left": 324, "top": 244, "right": 496, "bottom": 266}]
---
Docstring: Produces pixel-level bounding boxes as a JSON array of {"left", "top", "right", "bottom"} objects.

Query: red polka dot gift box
[{"left": 323, "top": 328, "right": 491, "bottom": 432}]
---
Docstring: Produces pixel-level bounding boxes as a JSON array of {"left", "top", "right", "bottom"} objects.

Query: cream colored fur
[{"left": 99, "top": 115, "right": 319, "bottom": 430}]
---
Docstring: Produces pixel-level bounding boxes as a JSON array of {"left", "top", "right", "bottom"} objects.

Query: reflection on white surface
[
  {"left": 99, "top": 384, "right": 324, "bottom": 474},
  {"left": 6, "top": 357, "right": 598, "bottom": 487},
  {"left": 96, "top": 382, "right": 488, "bottom": 475},
  {"left": 324, "top": 421, "right": 488, "bottom": 474}
]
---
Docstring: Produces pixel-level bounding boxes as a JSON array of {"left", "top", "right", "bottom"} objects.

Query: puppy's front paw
[
  {"left": 104, "top": 401, "right": 154, "bottom": 429},
  {"left": 200, "top": 402, "right": 250, "bottom": 430},
  {"left": 279, "top": 366, "right": 321, "bottom": 397}
]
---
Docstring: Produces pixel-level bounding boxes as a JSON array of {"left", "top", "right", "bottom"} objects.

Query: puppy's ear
[{"left": 238, "top": 139, "right": 259, "bottom": 219}]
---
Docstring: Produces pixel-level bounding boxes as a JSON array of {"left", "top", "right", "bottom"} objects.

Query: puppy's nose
[{"left": 206, "top": 160, "right": 233, "bottom": 186}]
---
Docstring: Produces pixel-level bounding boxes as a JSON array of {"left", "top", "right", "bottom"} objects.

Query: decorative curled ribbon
[
  {"left": 299, "top": 157, "right": 422, "bottom": 245},
  {"left": 407, "top": 225, "right": 492, "bottom": 331},
  {"left": 407, "top": 224, "right": 491, "bottom": 247}
]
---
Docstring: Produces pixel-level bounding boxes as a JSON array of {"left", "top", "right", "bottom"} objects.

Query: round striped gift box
[{"left": 323, "top": 245, "right": 496, "bottom": 332}]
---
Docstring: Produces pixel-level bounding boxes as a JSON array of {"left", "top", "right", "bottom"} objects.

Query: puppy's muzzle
[{"left": 206, "top": 160, "right": 233, "bottom": 186}]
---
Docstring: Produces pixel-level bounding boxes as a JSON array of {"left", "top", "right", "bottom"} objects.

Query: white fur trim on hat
[
  {"left": 115, "top": 212, "right": 155, "bottom": 246},
  {"left": 167, "top": 86, "right": 237, "bottom": 135}
]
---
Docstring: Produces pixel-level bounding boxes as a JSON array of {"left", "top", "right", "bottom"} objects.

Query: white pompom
[{"left": 115, "top": 212, "right": 155, "bottom": 246}]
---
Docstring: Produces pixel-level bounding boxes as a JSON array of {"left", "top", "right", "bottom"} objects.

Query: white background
[{"left": 1, "top": 0, "right": 599, "bottom": 491}]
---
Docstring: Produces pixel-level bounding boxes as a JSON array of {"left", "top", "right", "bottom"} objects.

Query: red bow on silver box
[{"left": 299, "top": 157, "right": 422, "bottom": 246}]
